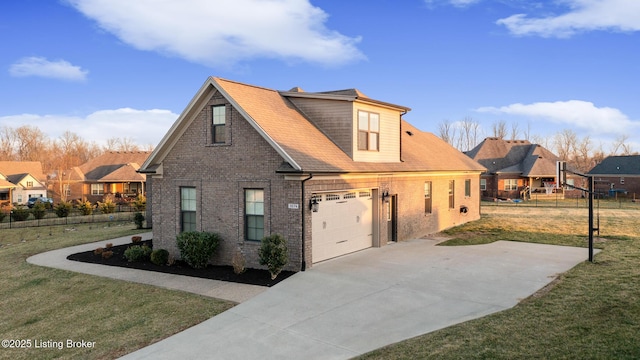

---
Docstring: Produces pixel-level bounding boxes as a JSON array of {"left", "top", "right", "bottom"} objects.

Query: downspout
[
  {"left": 399, "top": 110, "right": 407, "bottom": 162},
  {"left": 300, "top": 173, "right": 313, "bottom": 271}
]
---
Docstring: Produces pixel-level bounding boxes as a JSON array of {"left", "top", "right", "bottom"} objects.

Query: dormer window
[{"left": 358, "top": 110, "right": 379, "bottom": 151}]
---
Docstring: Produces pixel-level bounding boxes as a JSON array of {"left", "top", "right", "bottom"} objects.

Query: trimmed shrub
[
  {"left": 102, "top": 251, "right": 113, "bottom": 259},
  {"left": 105, "top": 243, "right": 113, "bottom": 249},
  {"left": 32, "top": 202, "right": 47, "bottom": 220},
  {"left": 54, "top": 202, "right": 72, "bottom": 218},
  {"left": 124, "top": 244, "right": 152, "bottom": 262},
  {"left": 131, "top": 236, "right": 142, "bottom": 243},
  {"left": 94, "top": 247, "right": 104, "bottom": 255},
  {"left": 75, "top": 200, "right": 93, "bottom": 216},
  {"left": 11, "top": 205, "right": 30, "bottom": 221},
  {"left": 176, "top": 231, "right": 220, "bottom": 269},
  {"left": 134, "top": 212, "right": 145, "bottom": 229},
  {"left": 98, "top": 199, "right": 116, "bottom": 214},
  {"left": 259, "top": 234, "right": 289, "bottom": 280},
  {"left": 150, "top": 249, "right": 170, "bottom": 266}
]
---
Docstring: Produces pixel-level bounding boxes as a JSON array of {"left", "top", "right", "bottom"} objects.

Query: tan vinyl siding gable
[{"left": 352, "top": 102, "right": 401, "bottom": 163}]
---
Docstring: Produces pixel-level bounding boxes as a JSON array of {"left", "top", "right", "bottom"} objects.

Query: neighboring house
[
  {"left": 466, "top": 137, "right": 577, "bottom": 200},
  {"left": 0, "top": 173, "right": 16, "bottom": 208},
  {"left": 140, "top": 77, "right": 485, "bottom": 271},
  {"left": 52, "top": 151, "right": 150, "bottom": 204},
  {"left": 5, "top": 173, "right": 47, "bottom": 205},
  {"left": 588, "top": 155, "right": 640, "bottom": 198},
  {"left": 0, "top": 161, "right": 47, "bottom": 206}
]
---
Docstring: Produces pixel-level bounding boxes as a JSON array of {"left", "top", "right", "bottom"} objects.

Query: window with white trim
[
  {"left": 480, "top": 178, "right": 486, "bottom": 191},
  {"left": 424, "top": 181, "right": 432, "bottom": 214},
  {"left": 180, "top": 187, "right": 196, "bottom": 232},
  {"left": 91, "top": 183, "right": 104, "bottom": 195},
  {"left": 448, "top": 180, "right": 455, "bottom": 209},
  {"left": 212, "top": 105, "right": 226, "bottom": 144},
  {"left": 465, "top": 179, "right": 471, "bottom": 197},
  {"left": 504, "top": 179, "right": 518, "bottom": 191},
  {"left": 357, "top": 110, "right": 380, "bottom": 151},
  {"left": 245, "top": 189, "right": 264, "bottom": 241}
]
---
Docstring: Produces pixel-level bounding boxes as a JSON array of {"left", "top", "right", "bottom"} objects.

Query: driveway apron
[{"left": 120, "top": 238, "right": 590, "bottom": 360}]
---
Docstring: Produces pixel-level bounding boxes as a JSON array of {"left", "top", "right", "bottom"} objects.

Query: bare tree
[
  {"left": 459, "top": 117, "right": 481, "bottom": 151},
  {"left": 509, "top": 122, "right": 519, "bottom": 140},
  {"left": 14, "top": 125, "right": 49, "bottom": 161},
  {"left": 610, "top": 134, "right": 630, "bottom": 155},
  {"left": 438, "top": 120, "right": 454, "bottom": 145},
  {"left": 491, "top": 120, "right": 507, "bottom": 139},
  {"left": 553, "top": 129, "right": 577, "bottom": 162},
  {"left": 0, "top": 126, "right": 17, "bottom": 160},
  {"left": 523, "top": 121, "right": 531, "bottom": 141}
]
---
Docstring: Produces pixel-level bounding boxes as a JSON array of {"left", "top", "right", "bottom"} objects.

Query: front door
[{"left": 387, "top": 194, "right": 397, "bottom": 242}]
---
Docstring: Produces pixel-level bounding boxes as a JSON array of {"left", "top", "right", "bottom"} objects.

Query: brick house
[
  {"left": 52, "top": 151, "right": 150, "bottom": 204},
  {"left": 465, "top": 137, "right": 577, "bottom": 200},
  {"left": 588, "top": 155, "right": 640, "bottom": 199},
  {"left": 140, "top": 77, "right": 485, "bottom": 271}
]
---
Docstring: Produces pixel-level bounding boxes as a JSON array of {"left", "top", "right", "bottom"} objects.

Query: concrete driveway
[{"left": 120, "top": 238, "right": 591, "bottom": 360}]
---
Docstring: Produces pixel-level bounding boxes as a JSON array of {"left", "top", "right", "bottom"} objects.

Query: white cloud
[
  {"left": 65, "top": 0, "right": 365, "bottom": 67},
  {"left": 497, "top": 0, "right": 640, "bottom": 37},
  {"left": 9, "top": 57, "right": 88, "bottom": 81},
  {"left": 0, "top": 108, "right": 178, "bottom": 146},
  {"left": 476, "top": 100, "right": 640, "bottom": 134}
]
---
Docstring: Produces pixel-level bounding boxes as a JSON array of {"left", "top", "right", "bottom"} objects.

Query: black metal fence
[{"left": 0, "top": 205, "right": 141, "bottom": 230}]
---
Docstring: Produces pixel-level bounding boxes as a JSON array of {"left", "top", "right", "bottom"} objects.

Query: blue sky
[{"left": 1, "top": 0, "right": 639, "bottom": 152}]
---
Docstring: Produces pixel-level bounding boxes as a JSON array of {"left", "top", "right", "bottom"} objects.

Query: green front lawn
[
  {"left": 360, "top": 206, "right": 640, "bottom": 359},
  {"left": 0, "top": 223, "right": 234, "bottom": 360}
]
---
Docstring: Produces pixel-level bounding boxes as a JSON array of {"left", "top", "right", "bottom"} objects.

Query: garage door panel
[{"left": 312, "top": 190, "right": 373, "bottom": 263}]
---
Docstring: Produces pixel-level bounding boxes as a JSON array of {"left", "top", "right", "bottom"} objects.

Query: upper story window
[
  {"left": 212, "top": 105, "right": 226, "bottom": 144},
  {"left": 358, "top": 110, "right": 380, "bottom": 151},
  {"left": 26, "top": 181, "right": 33, "bottom": 187},
  {"left": 480, "top": 179, "right": 487, "bottom": 191},
  {"left": 465, "top": 179, "right": 471, "bottom": 197}
]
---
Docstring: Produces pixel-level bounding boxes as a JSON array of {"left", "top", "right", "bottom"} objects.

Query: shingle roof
[
  {"left": 214, "top": 77, "right": 484, "bottom": 173},
  {"left": 0, "top": 161, "right": 45, "bottom": 182},
  {"left": 78, "top": 151, "right": 150, "bottom": 181},
  {"left": 588, "top": 155, "right": 640, "bottom": 176},
  {"left": 466, "top": 138, "right": 559, "bottom": 177},
  {"left": 141, "top": 77, "right": 484, "bottom": 175}
]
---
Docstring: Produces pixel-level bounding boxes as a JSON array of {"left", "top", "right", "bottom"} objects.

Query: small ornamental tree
[
  {"left": 98, "top": 199, "right": 116, "bottom": 214},
  {"left": 133, "top": 195, "right": 146, "bottom": 212},
  {"left": 31, "top": 202, "right": 47, "bottom": 220},
  {"left": 54, "top": 201, "right": 72, "bottom": 218},
  {"left": 258, "top": 234, "right": 289, "bottom": 280},
  {"left": 75, "top": 200, "right": 93, "bottom": 216},
  {"left": 176, "top": 231, "right": 220, "bottom": 269}
]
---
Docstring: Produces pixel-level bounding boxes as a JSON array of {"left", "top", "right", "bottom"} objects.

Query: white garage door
[{"left": 312, "top": 190, "right": 373, "bottom": 263}]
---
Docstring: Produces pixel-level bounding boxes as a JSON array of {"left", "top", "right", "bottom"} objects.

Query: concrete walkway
[{"left": 28, "top": 236, "right": 593, "bottom": 359}]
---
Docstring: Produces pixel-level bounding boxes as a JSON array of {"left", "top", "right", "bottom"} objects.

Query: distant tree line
[
  {"left": 438, "top": 118, "right": 637, "bottom": 173},
  {"left": 0, "top": 125, "right": 153, "bottom": 178}
]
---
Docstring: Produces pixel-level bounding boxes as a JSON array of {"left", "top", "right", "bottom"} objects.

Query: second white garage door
[{"left": 311, "top": 190, "right": 373, "bottom": 263}]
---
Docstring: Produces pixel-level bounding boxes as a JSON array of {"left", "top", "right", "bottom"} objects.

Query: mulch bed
[{"left": 67, "top": 240, "right": 296, "bottom": 287}]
